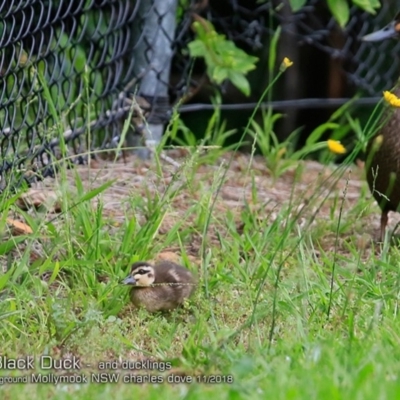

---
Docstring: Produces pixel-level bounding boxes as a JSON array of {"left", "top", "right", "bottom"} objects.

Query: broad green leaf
[
  {"left": 328, "top": 0, "right": 350, "bottom": 28},
  {"left": 213, "top": 65, "right": 229, "bottom": 83},
  {"left": 234, "top": 55, "right": 259, "bottom": 73},
  {"left": 188, "top": 16, "right": 258, "bottom": 95},
  {"left": 188, "top": 40, "right": 206, "bottom": 57},
  {"left": 228, "top": 71, "right": 251, "bottom": 96}
]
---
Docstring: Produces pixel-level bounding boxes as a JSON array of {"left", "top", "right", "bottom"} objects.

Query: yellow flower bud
[
  {"left": 327, "top": 139, "right": 346, "bottom": 155},
  {"left": 280, "top": 57, "right": 293, "bottom": 72}
]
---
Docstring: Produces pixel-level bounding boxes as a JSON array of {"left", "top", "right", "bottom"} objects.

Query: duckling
[
  {"left": 363, "top": 13, "right": 400, "bottom": 240},
  {"left": 122, "top": 261, "right": 196, "bottom": 312}
]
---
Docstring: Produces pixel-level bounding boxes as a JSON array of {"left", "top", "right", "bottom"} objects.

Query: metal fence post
[{"left": 131, "top": 0, "right": 178, "bottom": 158}]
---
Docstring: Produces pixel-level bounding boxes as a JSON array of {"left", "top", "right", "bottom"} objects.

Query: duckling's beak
[
  {"left": 362, "top": 20, "right": 400, "bottom": 42},
  {"left": 122, "top": 276, "right": 136, "bottom": 285}
]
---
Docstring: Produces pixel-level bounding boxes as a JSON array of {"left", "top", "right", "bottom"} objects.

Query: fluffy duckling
[{"left": 122, "top": 261, "right": 196, "bottom": 312}]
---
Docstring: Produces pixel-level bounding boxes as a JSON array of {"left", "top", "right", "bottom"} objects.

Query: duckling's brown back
[
  {"left": 153, "top": 261, "right": 197, "bottom": 298},
  {"left": 153, "top": 261, "right": 195, "bottom": 282}
]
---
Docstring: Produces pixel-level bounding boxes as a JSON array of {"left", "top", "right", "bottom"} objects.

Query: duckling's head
[
  {"left": 123, "top": 262, "right": 155, "bottom": 286},
  {"left": 363, "top": 12, "right": 400, "bottom": 42}
]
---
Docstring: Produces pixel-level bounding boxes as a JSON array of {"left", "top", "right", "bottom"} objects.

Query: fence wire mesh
[{"left": 0, "top": 0, "right": 398, "bottom": 190}]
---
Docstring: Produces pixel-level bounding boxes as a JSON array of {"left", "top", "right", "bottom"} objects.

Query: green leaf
[
  {"left": 306, "top": 122, "right": 340, "bottom": 145},
  {"left": 187, "top": 16, "right": 258, "bottom": 95},
  {"left": 328, "top": 0, "right": 350, "bottom": 28},
  {"left": 0, "top": 267, "right": 14, "bottom": 290},
  {"left": 0, "top": 191, "right": 25, "bottom": 211},
  {"left": 352, "top": 0, "right": 380, "bottom": 14},
  {"left": 329, "top": 124, "right": 351, "bottom": 141},
  {"left": 269, "top": 26, "right": 281, "bottom": 74},
  {"left": 0, "top": 236, "right": 27, "bottom": 257},
  {"left": 213, "top": 65, "right": 229, "bottom": 83},
  {"left": 289, "top": 0, "right": 307, "bottom": 12},
  {"left": 233, "top": 54, "right": 258, "bottom": 73},
  {"left": 49, "top": 261, "right": 61, "bottom": 284},
  {"left": 329, "top": 96, "right": 358, "bottom": 121},
  {"left": 0, "top": 311, "right": 22, "bottom": 320},
  {"left": 228, "top": 71, "right": 251, "bottom": 96},
  {"left": 78, "top": 180, "right": 115, "bottom": 203},
  {"left": 188, "top": 40, "right": 206, "bottom": 57}
]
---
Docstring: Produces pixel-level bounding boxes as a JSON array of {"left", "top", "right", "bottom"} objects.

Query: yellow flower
[
  {"left": 280, "top": 57, "right": 293, "bottom": 72},
  {"left": 383, "top": 91, "right": 400, "bottom": 107},
  {"left": 327, "top": 139, "right": 346, "bottom": 155}
]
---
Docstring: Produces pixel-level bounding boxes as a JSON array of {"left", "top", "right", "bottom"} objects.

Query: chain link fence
[{"left": 0, "top": 0, "right": 398, "bottom": 190}]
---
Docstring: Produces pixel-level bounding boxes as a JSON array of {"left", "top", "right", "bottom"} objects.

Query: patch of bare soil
[{"left": 6, "top": 151, "right": 395, "bottom": 264}]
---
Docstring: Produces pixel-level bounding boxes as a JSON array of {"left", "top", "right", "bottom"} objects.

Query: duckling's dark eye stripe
[{"left": 135, "top": 269, "right": 150, "bottom": 274}]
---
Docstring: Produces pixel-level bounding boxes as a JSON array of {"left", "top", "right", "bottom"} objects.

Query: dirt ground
[{"left": 9, "top": 151, "right": 398, "bottom": 263}]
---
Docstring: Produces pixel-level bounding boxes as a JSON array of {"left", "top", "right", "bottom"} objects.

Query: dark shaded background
[{"left": 176, "top": 0, "right": 400, "bottom": 151}]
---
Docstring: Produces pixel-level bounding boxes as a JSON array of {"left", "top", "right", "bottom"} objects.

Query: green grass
[
  {"left": 0, "top": 133, "right": 398, "bottom": 399},
  {"left": 1, "top": 36, "right": 397, "bottom": 398}
]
